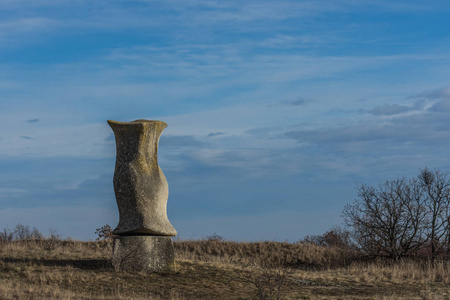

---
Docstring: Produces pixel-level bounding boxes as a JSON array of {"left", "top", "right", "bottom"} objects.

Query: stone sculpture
[{"left": 108, "top": 119, "right": 176, "bottom": 273}]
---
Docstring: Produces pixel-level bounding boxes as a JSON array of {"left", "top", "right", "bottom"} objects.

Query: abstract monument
[{"left": 108, "top": 119, "right": 176, "bottom": 272}]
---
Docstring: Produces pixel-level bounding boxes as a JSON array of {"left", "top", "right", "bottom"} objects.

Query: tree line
[{"left": 342, "top": 168, "right": 450, "bottom": 260}]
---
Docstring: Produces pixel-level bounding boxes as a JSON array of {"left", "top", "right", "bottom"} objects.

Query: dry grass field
[{"left": 0, "top": 238, "right": 449, "bottom": 299}]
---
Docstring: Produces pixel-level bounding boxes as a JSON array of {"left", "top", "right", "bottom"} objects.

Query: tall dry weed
[
  {"left": 346, "top": 259, "right": 450, "bottom": 284},
  {"left": 239, "top": 257, "right": 294, "bottom": 300}
]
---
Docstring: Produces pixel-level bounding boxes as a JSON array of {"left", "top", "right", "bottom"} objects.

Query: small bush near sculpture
[{"left": 95, "top": 224, "right": 116, "bottom": 241}]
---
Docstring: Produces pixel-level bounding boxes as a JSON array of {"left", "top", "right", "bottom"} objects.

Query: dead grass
[
  {"left": 0, "top": 239, "right": 449, "bottom": 299},
  {"left": 174, "top": 240, "right": 359, "bottom": 269}
]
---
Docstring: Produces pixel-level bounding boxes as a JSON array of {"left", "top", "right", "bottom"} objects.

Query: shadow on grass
[{"left": 1, "top": 257, "right": 113, "bottom": 270}]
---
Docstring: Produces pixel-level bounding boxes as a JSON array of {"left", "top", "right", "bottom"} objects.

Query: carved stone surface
[
  {"left": 108, "top": 119, "right": 177, "bottom": 236},
  {"left": 112, "top": 236, "right": 175, "bottom": 272}
]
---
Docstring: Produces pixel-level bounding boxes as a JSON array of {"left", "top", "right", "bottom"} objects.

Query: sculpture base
[{"left": 112, "top": 236, "right": 175, "bottom": 273}]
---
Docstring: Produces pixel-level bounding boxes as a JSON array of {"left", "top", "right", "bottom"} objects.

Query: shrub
[
  {"left": 0, "top": 224, "right": 43, "bottom": 243},
  {"left": 42, "top": 229, "right": 62, "bottom": 251},
  {"left": 240, "top": 257, "right": 293, "bottom": 300},
  {"left": 0, "top": 228, "right": 14, "bottom": 243},
  {"left": 95, "top": 224, "right": 116, "bottom": 241},
  {"left": 206, "top": 233, "right": 224, "bottom": 242},
  {"left": 301, "top": 226, "right": 354, "bottom": 250}
]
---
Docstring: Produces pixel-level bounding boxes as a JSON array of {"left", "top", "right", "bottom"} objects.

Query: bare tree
[
  {"left": 343, "top": 177, "right": 428, "bottom": 259},
  {"left": 418, "top": 168, "right": 450, "bottom": 259},
  {"left": 14, "top": 224, "right": 31, "bottom": 241}
]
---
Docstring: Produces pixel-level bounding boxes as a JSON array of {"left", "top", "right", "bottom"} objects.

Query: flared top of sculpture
[{"left": 107, "top": 119, "right": 167, "bottom": 126}]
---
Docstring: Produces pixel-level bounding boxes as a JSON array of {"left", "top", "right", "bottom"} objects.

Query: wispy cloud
[
  {"left": 283, "top": 100, "right": 450, "bottom": 171},
  {"left": 281, "top": 97, "right": 312, "bottom": 106},
  {"left": 27, "top": 118, "right": 40, "bottom": 123},
  {"left": 404, "top": 86, "right": 450, "bottom": 113},
  {"left": 0, "top": 17, "right": 58, "bottom": 48},
  {"left": 367, "top": 103, "right": 413, "bottom": 115},
  {"left": 0, "top": 17, "right": 56, "bottom": 34},
  {"left": 206, "top": 132, "right": 224, "bottom": 137},
  {"left": 408, "top": 86, "right": 450, "bottom": 101}
]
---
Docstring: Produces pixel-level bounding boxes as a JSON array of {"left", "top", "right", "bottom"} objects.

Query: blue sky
[{"left": 1, "top": 0, "right": 450, "bottom": 241}]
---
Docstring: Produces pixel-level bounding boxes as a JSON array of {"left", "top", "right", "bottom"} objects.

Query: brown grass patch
[{"left": 0, "top": 239, "right": 449, "bottom": 299}]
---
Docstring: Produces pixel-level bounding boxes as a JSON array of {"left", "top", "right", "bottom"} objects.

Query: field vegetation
[
  {"left": 0, "top": 224, "right": 449, "bottom": 299},
  {"left": 2, "top": 168, "right": 450, "bottom": 299}
]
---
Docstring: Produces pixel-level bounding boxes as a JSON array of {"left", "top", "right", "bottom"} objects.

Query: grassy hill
[{"left": 0, "top": 238, "right": 449, "bottom": 299}]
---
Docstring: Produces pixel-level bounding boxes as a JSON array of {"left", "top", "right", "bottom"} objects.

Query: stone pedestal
[{"left": 112, "top": 236, "right": 175, "bottom": 273}]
